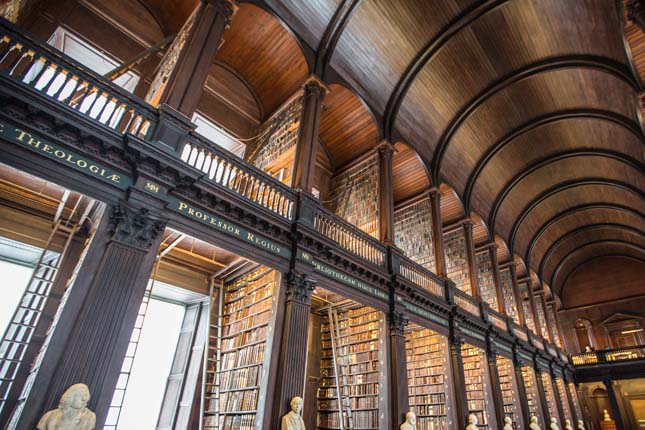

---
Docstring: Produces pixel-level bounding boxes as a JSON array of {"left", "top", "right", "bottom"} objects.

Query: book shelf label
[{"left": 404, "top": 302, "right": 449, "bottom": 327}]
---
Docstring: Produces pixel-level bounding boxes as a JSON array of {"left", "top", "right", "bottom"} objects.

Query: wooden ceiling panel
[
  {"left": 542, "top": 227, "right": 645, "bottom": 285},
  {"left": 265, "top": 0, "right": 340, "bottom": 49},
  {"left": 320, "top": 84, "right": 380, "bottom": 167},
  {"left": 551, "top": 241, "right": 645, "bottom": 296},
  {"left": 395, "top": 0, "right": 630, "bottom": 175},
  {"left": 216, "top": 3, "right": 309, "bottom": 116},
  {"left": 139, "top": 0, "right": 196, "bottom": 34},
  {"left": 392, "top": 142, "right": 430, "bottom": 204},
  {"left": 495, "top": 236, "right": 511, "bottom": 263},
  {"left": 515, "top": 184, "right": 643, "bottom": 259},
  {"left": 514, "top": 254, "right": 527, "bottom": 278},
  {"left": 84, "top": 0, "right": 166, "bottom": 44},
  {"left": 469, "top": 119, "right": 643, "bottom": 219},
  {"left": 471, "top": 212, "right": 490, "bottom": 246},
  {"left": 331, "top": 0, "right": 472, "bottom": 113},
  {"left": 495, "top": 156, "right": 643, "bottom": 243},
  {"left": 531, "top": 208, "right": 644, "bottom": 272},
  {"left": 439, "top": 182, "right": 465, "bottom": 224}
]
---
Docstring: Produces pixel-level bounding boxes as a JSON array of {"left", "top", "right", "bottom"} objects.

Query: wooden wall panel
[{"left": 391, "top": 142, "right": 430, "bottom": 204}]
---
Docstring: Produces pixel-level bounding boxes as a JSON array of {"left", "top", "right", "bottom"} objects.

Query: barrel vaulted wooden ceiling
[{"left": 18, "top": 0, "right": 645, "bottom": 304}]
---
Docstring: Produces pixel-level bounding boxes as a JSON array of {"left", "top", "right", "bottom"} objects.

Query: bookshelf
[
  {"left": 568, "top": 382, "right": 583, "bottom": 422},
  {"left": 462, "top": 343, "right": 494, "bottom": 430},
  {"left": 203, "top": 266, "right": 279, "bottom": 430},
  {"left": 316, "top": 305, "right": 385, "bottom": 430},
  {"left": 521, "top": 365, "right": 545, "bottom": 429},
  {"left": 405, "top": 324, "right": 453, "bottom": 430},
  {"left": 444, "top": 228, "right": 471, "bottom": 294},
  {"left": 499, "top": 268, "right": 520, "bottom": 324},
  {"left": 540, "top": 372, "right": 560, "bottom": 427},
  {"left": 534, "top": 297, "right": 549, "bottom": 342},
  {"left": 518, "top": 282, "right": 537, "bottom": 336},
  {"left": 555, "top": 377, "right": 573, "bottom": 425},
  {"left": 394, "top": 199, "right": 436, "bottom": 272},
  {"left": 497, "top": 355, "right": 521, "bottom": 430},
  {"left": 475, "top": 251, "right": 498, "bottom": 311},
  {"left": 546, "top": 306, "right": 562, "bottom": 348}
]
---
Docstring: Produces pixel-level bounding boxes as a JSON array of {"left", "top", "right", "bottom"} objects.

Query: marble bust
[
  {"left": 281, "top": 397, "right": 305, "bottom": 430},
  {"left": 503, "top": 416, "right": 513, "bottom": 430},
  {"left": 603, "top": 410, "right": 611, "bottom": 421},
  {"left": 37, "top": 384, "right": 96, "bottom": 430},
  {"left": 565, "top": 419, "right": 574, "bottom": 430},
  {"left": 550, "top": 417, "right": 560, "bottom": 430},
  {"left": 530, "top": 415, "right": 542, "bottom": 430},
  {"left": 577, "top": 419, "right": 586, "bottom": 430},
  {"left": 466, "top": 414, "right": 478, "bottom": 430},
  {"left": 400, "top": 410, "right": 417, "bottom": 430}
]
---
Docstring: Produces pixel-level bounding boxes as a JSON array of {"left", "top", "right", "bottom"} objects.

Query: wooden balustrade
[
  {"left": 0, "top": 21, "right": 156, "bottom": 139},
  {"left": 571, "top": 345, "right": 645, "bottom": 365},
  {"left": 399, "top": 256, "right": 445, "bottom": 298},
  {"left": 313, "top": 205, "right": 386, "bottom": 267},
  {"left": 181, "top": 133, "right": 297, "bottom": 220}
]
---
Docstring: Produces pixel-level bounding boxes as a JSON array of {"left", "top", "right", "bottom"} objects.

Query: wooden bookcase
[
  {"left": 534, "top": 296, "right": 549, "bottom": 342},
  {"left": 462, "top": 343, "right": 494, "bottom": 430},
  {"left": 316, "top": 306, "right": 386, "bottom": 430},
  {"left": 475, "top": 250, "right": 498, "bottom": 310},
  {"left": 521, "top": 365, "right": 545, "bottom": 429},
  {"left": 540, "top": 372, "right": 560, "bottom": 426},
  {"left": 405, "top": 324, "right": 453, "bottom": 430},
  {"left": 394, "top": 199, "right": 436, "bottom": 272},
  {"left": 497, "top": 355, "right": 522, "bottom": 430},
  {"left": 499, "top": 268, "right": 520, "bottom": 325},
  {"left": 568, "top": 382, "right": 583, "bottom": 423},
  {"left": 203, "top": 267, "right": 280, "bottom": 430},
  {"left": 555, "top": 377, "right": 574, "bottom": 425},
  {"left": 444, "top": 228, "right": 471, "bottom": 294},
  {"left": 518, "top": 282, "right": 537, "bottom": 335}
]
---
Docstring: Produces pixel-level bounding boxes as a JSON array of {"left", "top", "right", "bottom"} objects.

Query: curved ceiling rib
[
  {"left": 525, "top": 204, "right": 645, "bottom": 266},
  {"left": 551, "top": 240, "right": 645, "bottom": 293},
  {"left": 429, "top": 55, "right": 638, "bottom": 184},
  {"left": 538, "top": 224, "right": 644, "bottom": 283},
  {"left": 560, "top": 254, "right": 645, "bottom": 299},
  {"left": 462, "top": 109, "right": 643, "bottom": 213},
  {"left": 506, "top": 178, "right": 643, "bottom": 256},
  {"left": 383, "top": 0, "right": 509, "bottom": 139},
  {"left": 488, "top": 151, "right": 643, "bottom": 234},
  {"left": 315, "top": 0, "right": 362, "bottom": 77}
]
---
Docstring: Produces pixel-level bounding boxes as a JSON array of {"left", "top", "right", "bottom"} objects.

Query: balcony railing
[
  {"left": 488, "top": 308, "right": 508, "bottom": 331},
  {"left": 181, "top": 132, "right": 296, "bottom": 221},
  {"left": 454, "top": 288, "right": 481, "bottom": 317},
  {"left": 0, "top": 22, "right": 156, "bottom": 139},
  {"left": 313, "top": 204, "right": 386, "bottom": 267},
  {"left": 571, "top": 345, "right": 645, "bottom": 366},
  {"left": 399, "top": 256, "right": 445, "bottom": 298}
]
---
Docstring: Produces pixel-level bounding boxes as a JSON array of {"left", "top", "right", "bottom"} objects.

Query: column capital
[
  {"left": 302, "top": 74, "right": 329, "bottom": 98},
  {"left": 109, "top": 203, "right": 165, "bottom": 250},
  {"left": 388, "top": 310, "right": 408, "bottom": 336},
  {"left": 377, "top": 139, "right": 395, "bottom": 155},
  {"left": 285, "top": 272, "right": 315, "bottom": 304},
  {"left": 205, "top": 0, "right": 239, "bottom": 25}
]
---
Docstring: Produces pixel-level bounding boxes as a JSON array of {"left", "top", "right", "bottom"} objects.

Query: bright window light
[
  {"left": 0, "top": 260, "right": 32, "bottom": 336},
  {"left": 116, "top": 298, "right": 185, "bottom": 430},
  {"left": 192, "top": 112, "right": 246, "bottom": 158}
]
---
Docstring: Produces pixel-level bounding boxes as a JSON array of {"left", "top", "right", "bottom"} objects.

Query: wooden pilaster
[
  {"left": 509, "top": 265, "right": 526, "bottom": 327},
  {"left": 463, "top": 221, "right": 480, "bottom": 298},
  {"left": 514, "top": 355, "right": 532, "bottom": 430},
  {"left": 271, "top": 272, "right": 314, "bottom": 429},
  {"left": 603, "top": 378, "right": 626, "bottom": 430},
  {"left": 378, "top": 142, "right": 395, "bottom": 245},
  {"left": 292, "top": 76, "right": 327, "bottom": 192},
  {"left": 450, "top": 334, "right": 469, "bottom": 428},
  {"left": 535, "top": 367, "right": 552, "bottom": 426},
  {"left": 429, "top": 189, "right": 447, "bottom": 278},
  {"left": 487, "top": 347, "right": 506, "bottom": 429},
  {"left": 549, "top": 370, "right": 566, "bottom": 426},
  {"left": 489, "top": 244, "right": 506, "bottom": 314},
  {"left": 388, "top": 310, "right": 409, "bottom": 428},
  {"left": 15, "top": 202, "right": 166, "bottom": 430}
]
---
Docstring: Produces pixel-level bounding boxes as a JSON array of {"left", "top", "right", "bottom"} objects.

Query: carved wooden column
[
  {"left": 603, "top": 378, "right": 626, "bottom": 430},
  {"left": 509, "top": 265, "right": 526, "bottom": 326},
  {"left": 538, "top": 292, "right": 554, "bottom": 343},
  {"left": 147, "top": 0, "right": 238, "bottom": 149},
  {"left": 292, "top": 76, "right": 327, "bottom": 192},
  {"left": 15, "top": 202, "right": 165, "bottom": 430},
  {"left": 429, "top": 188, "right": 447, "bottom": 278},
  {"left": 563, "top": 373, "right": 579, "bottom": 425},
  {"left": 388, "top": 310, "right": 409, "bottom": 428},
  {"left": 450, "top": 332, "right": 469, "bottom": 428},
  {"left": 526, "top": 280, "right": 542, "bottom": 337},
  {"left": 378, "top": 142, "right": 395, "bottom": 245},
  {"left": 271, "top": 272, "right": 314, "bottom": 430},
  {"left": 535, "top": 367, "right": 552, "bottom": 426},
  {"left": 489, "top": 244, "right": 506, "bottom": 314},
  {"left": 629, "top": 1, "right": 645, "bottom": 33},
  {"left": 487, "top": 346, "right": 506, "bottom": 428},
  {"left": 513, "top": 354, "right": 532, "bottom": 430},
  {"left": 550, "top": 370, "right": 567, "bottom": 426},
  {"left": 463, "top": 221, "right": 480, "bottom": 298}
]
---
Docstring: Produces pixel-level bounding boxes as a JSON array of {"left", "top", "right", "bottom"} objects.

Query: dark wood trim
[
  {"left": 506, "top": 179, "right": 643, "bottom": 257},
  {"left": 315, "top": 0, "right": 362, "bottom": 78},
  {"left": 551, "top": 240, "right": 645, "bottom": 293},
  {"left": 431, "top": 56, "right": 639, "bottom": 184},
  {"left": 463, "top": 109, "right": 643, "bottom": 214},
  {"left": 488, "top": 150, "right": 642, "bottom": 239},
  {"left": 538, "top": 224, "right": 644, "bottom": 284},
  {"left": 525, "top": 204, "right": 644, "bottom": 270},
  {"left": 383, "top": 0, "right": 509, "bottom": 139}
]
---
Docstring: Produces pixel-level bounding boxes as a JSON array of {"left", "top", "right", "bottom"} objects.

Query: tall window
[{"left": 192, "top": 113, "right": 246, "bottom": 158}]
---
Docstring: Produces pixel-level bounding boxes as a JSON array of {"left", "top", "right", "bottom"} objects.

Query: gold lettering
[
  {"left": 106, "top": 174, "right": 121, "bottom": 183},
  {"left": 15, "top": 129, "right": 31, "bottom": 142},
  {"left": 178, "top": 202, "right": 188, "bottom": 211},
  {"left": 42, "top": 144, "right": 53, "bottom": 153},
  {"left": 247, "top": 232, "right": 254, "bottom": 241},
  {"left": 54, "top": 149, "right": 66, "bottom": 158},
  {"left": 187, "top": 208, "right": 195, "bottom": 216},
  {"left": 77, "top": 160, "right": 87, "bottom": 168}
]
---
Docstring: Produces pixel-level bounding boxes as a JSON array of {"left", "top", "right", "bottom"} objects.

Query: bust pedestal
[{"left": 600, "top": 420, "right": 616, "bottom": 430}]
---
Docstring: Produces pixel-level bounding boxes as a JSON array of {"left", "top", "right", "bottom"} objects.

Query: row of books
[
  {"left": 318, "top": 395, "right": 378, "bottom": 411},
  {"left": 219, "top": 364, "right": 260, "bottom": 390},
  {"left": 320, "top": 350, "right": 379, "bottom": 368},
  {"left": 223, "top": 283, "right": 272, "bottom": 313},
  {"left": 462, "top": 344, "right": 489, "bottom": 428},
  {"left": 317, "top": 410, "right": 379, "bottom": 428},
  {"left": 413, "top": 416, "right": 451, "bottom": 430},
  {"left": 219, "top": 385, "right": 258, "bottom": 411},
  {"left": 413, "top": 404, "right": 448, "bottom": 415},
  {"left": 221, "top": 343, "right": 265, "bottom": 368},
  {"left": 321, "top": 321, "right": 379, "bottom": 339},
  {"left": 222, "top": 310, "right": 271, "bottom": 337},
  {"left": 394, "top": 199, "right": 436, "bottom": 272},
  {"left": 408, "top": 375, "right": 445, "bottom": 386},
  {"left": 320, "top": 340, "right": 378, "bottom": 356},
  {"left": 318, "top": 382, "right": 379, "bottom": 398},
  {"left": 221, "top": 325, "right": 268, "bottom": 350}
]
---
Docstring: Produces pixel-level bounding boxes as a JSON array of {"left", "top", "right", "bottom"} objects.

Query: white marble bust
[
  {"left": 37, "top": 384, "right": 96, "bottom": 430},
  {"left": 603, "top": 410, "right": 611, "bottom": 421},
  {"left": 550, "top": 417, "right": 560, "bottom": 430},
  {"left": 530, "top": 415, "right": 542, "bottom": 430},
  {"left": 401, "top": 410, "right": 417, "bottom": 430},
  {"left": 503, "top": 416, "right": 513, "bottom": 430},
  {"left": 281, "top": 397, "right": 305, "bottom": 430},
  {"left": 466, "top": 414, "right": 478, "bottom": 430},
  {"left": 577, "top": 419, "right": 586, "bottom": 430},
  {"left": 565, "top": 419, "right": 574, "bottom": 430}
]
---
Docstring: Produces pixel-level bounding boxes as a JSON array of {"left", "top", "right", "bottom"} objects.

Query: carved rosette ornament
[
  {"left": 389, "top": 311, "right": 409, "bottom": 336},
  {"left": 285, "top": 272, "right": 315, "bottom": 304},
  {"left": 109, "top": 204, "right": 165, "bottom": 250},
  {"left": 302, "top": 75, "right": 328, "bottom": 100}
]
